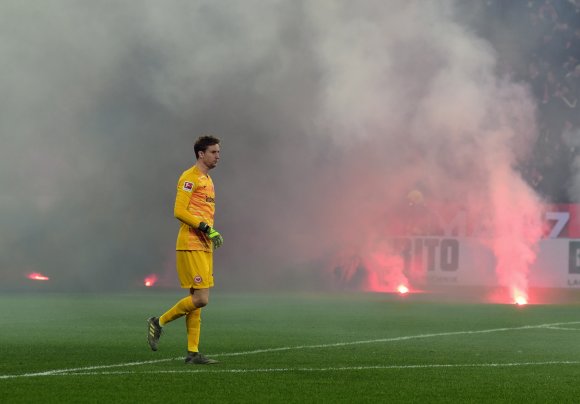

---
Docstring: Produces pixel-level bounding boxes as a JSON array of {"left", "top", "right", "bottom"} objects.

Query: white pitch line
[
  {"left": 0, "top": 358, "right": 180, "bottom": 380},
  {"left": 60, "top": 361, "right": 580, "bottom": 376},
  {"left": 540, "top": 326, "right": 580, "bottom": 331},
  {"left": 211, "top": 320, "right": 580, "bottom": 357},
  {"left": 1, "top": 320, "right": 580, "bottom": 380}
]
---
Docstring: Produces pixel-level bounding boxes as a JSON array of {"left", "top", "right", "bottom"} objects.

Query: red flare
[
  {"left": 512, "top": 286, "right": 529, "bottom": 305},
  {"left": 27, "top": 272, "right": 49, "bottom": 281},
  {"left": 144, "top": 274, "right": 158, "bottom": 287},
  {"left": 397, "top": 284, "right": 409, "bottom": 295}
]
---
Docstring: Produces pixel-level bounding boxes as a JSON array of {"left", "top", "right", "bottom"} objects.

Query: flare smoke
[{"left": 0, "top": 1, "right": 543, "bottom": 295}]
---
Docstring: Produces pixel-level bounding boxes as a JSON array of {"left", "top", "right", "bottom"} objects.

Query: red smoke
[
  {"left": 364, "top": 249, "right": 408, "bottom": 293},
  {"left": 397, "top": 284, "right": 410, "bottom": 294},
  {"left": 144, "top": 274, "right": 158, "bottom": 287},
  {"left": 27, "top": 272, "right": 49, "bottom": 281},
  {"left": 486, "top": 160, "right": 544, "bottom": 304}
]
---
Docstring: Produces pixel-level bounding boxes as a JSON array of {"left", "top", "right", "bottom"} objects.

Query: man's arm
[
  {"left": 173, "top": 181, "right": 203, "bottom": 228},
  {"left": 198, "top": 222, "right": 224, "bottom": 249}
]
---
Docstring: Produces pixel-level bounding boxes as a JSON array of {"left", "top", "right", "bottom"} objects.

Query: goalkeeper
[{"left": 147, "top": 135, "right": 224, "bottom": 365}]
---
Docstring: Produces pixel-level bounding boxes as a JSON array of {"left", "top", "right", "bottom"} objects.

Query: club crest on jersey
[
  {"left": 194, "top": 275, "right": 203, "bottom": 283},
  {"left": 183, "top": 181, "right": 193, "bottom": 192}
]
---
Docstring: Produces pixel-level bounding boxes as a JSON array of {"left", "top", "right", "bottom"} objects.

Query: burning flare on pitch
[
  {"left": 514, "top": 293, "right": 528, "bottom": 306},
  {"left": 27, "top": 272, "right": 50, "bottom": 281},
  {"left": 144, "top": 274, "right": 158, "bottom": 287},
  {"left": 397, "top": 284, "right": 409, "bottom": 295}
]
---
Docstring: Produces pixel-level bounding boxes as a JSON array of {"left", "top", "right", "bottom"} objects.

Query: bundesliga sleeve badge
[{"left": 183, "top": 181, "right": 194, "bottom": 192}]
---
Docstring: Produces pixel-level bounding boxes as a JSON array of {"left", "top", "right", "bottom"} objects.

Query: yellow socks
[
  {"left": 158, "top": 295, "right": 202, "bottom": 352},
  {"left": 159, "top": 296, "right": 195, "bottom": 326},
  {"left": 186, "top": 308, "right": 201, "bottom": 353}
]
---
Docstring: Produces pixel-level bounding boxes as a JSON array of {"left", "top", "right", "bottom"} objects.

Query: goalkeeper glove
[{"left": 198, "top": 222, "right": 224, "bottom": 249}]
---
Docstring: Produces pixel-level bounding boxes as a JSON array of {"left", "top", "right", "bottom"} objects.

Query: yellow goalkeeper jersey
[{"left": 174, "top": 165, "right": 216, "bottom": 252}]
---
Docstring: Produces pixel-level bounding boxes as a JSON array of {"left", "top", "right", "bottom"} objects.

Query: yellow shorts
[{"left": 176, "top": 250, "right": 214, "bottom": 289}]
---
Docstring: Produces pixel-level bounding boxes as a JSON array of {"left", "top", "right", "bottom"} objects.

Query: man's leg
[
  {"left": 147, "top": 293, "right": 196, "bottom": 351},
  {"left": 185, "top": 288, "right": 218, "bottom": 364},
  {"left": 185, "top": 308, "right": 201, "bottom": 353},
  {"left": 159, "top": 294, "right": 197, "bottom": 326},
  {"left": 185, "top": 287, "right": 209, "bottom": 352}
]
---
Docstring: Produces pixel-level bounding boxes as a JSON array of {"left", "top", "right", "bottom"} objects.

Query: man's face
[{"left": 199, "top": 144, "right": 220, "bottom": 169}]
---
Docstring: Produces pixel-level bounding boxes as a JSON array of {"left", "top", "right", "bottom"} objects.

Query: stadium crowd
[{"left": 481, "top": 0, "right": 580, "bottom": 202}]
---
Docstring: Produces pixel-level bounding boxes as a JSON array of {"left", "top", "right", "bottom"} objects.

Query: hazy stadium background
[{"left": 2, "top": 0, "right": 580, "bottom": 299}]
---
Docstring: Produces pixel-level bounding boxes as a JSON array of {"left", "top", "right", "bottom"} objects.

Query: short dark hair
[{"left": 194, "top": 135, "right": 220, "bottom": 159}]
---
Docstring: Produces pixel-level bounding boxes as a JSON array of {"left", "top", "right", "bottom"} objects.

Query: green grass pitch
[{"left": 1, "top": 291, "right": 580, "bottom": 403}]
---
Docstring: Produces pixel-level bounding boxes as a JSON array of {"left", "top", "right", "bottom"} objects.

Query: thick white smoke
[
  {"left": 300, "top": 1, "right": 543, "bottom": 298},
  {"left": 0, "top": 1, "right": 543, "bottom": 295}
]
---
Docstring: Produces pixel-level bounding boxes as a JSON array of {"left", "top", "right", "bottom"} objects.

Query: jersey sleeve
[{"left": 174, "top": 175, "right": 204, "bottom": 229}]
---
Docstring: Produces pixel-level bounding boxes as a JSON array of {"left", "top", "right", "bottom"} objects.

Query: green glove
[
  {"left": 199, "top": 222, "right": 224, "bottom": 249},
  {"left": 208, "top": 228, "right": 223, "bottom": 249}
]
